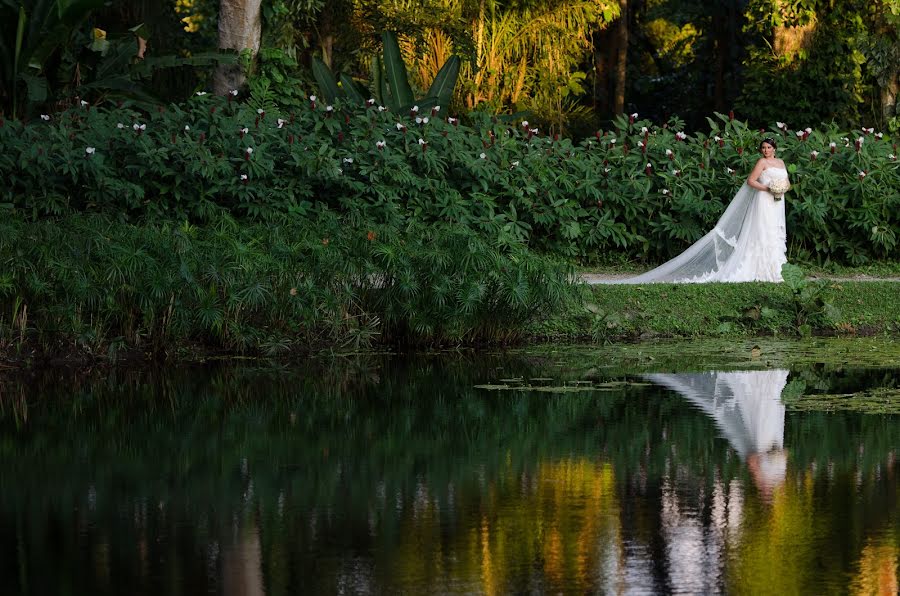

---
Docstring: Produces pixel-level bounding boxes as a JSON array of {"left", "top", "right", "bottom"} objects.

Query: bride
[{"left": 599, "top": 138, "right": 790, "bottom": 284}]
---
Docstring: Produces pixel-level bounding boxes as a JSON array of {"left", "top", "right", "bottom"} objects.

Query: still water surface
[{"left": 0, "top": 344, "right": 898, "bottom": 594}]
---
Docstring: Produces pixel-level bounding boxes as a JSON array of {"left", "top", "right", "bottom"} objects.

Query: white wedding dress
[{"left": 597, "top": 167, "right": 788, "bottom": 283}]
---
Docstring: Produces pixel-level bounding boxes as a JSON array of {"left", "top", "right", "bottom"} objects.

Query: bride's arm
[{"left": 746, "top": 159, "right": 768, "bottom": 191}]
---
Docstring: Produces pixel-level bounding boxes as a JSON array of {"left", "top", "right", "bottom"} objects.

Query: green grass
[{"left": 529, "top": 280, "right": 900, "bottom": 342}]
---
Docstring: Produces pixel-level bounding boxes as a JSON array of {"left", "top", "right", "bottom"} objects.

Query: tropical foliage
[{"left": 2, "top": 99, "right": 897, "bottom": 265}]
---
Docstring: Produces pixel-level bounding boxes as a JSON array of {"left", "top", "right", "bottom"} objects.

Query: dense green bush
[
  {"left": 0, "top": 214, "right": 578, "bottom": 359},
  {"left": 1, "top": 98, "right": 897, "bottom": 264}
]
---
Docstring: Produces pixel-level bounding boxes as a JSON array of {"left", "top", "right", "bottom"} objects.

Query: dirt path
[{"left": 580, "top": 272, "right": 900, "bottom": 284}]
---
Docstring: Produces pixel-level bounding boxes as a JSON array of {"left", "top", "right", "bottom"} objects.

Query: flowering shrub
[{"left": 0, "top": 98, "right": 897, "bottom": 264}]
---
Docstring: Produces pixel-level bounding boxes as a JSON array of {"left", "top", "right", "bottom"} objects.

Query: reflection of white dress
[
  {"left": 596, "top": 168, "right": 788, "bottom": 283},
  {"left": 646, "top": 370, "right": 789, "bottom": 483}
]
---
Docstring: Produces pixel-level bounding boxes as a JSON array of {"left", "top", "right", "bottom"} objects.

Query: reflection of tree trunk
[
  {"left": 222, "top": 521, "right": 265, "bottom": 596},
  {"left": 612, "top": 0, "right": 628, "bottom": 114},
  {"left": 214, "top": 0, "right": 263, "bottom": 95}
]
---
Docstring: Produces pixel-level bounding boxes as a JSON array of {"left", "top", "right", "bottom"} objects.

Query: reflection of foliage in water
[{"left": 0, "top": 352, "right": 897, "bottom": 594}]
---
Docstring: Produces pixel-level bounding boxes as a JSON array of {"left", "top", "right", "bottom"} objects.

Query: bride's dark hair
[{"left": 759, "top": 137, "right": 777, "bottom": 150}]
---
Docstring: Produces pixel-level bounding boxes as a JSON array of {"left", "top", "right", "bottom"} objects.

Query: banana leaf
[
  {"left": 426, "top": 55, "right": 460, "bottom": 109},
  {"left": 381, "top": 31, "right": 413, "bottom": 110},
  {"left": 312, "top": 56, "right": 340, "bottom": 104}
]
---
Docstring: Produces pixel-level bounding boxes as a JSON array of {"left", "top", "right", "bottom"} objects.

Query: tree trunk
[
  {"left": 214, "top": 0, "right": 263, "bottom": 95},
  {"left": 593, "top": 28, "right": 611, "bottom": 116},
  {"left": 883, "top": 73, "right": 899, "bottom": 123},
  {"left": 612, "top": 0, "right": 628, "bottom": 115}
]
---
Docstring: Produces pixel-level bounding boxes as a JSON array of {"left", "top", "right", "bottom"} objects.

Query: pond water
[{"left": 1, "top": 339, "right": 898, "bottom": 595}]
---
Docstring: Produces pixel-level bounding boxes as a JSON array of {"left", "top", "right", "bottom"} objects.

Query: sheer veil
[{"left": 606, "top": 183, "right": 758, "bottom": 284}]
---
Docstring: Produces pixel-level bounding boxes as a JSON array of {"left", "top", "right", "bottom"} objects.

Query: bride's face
[{"left": 760, "top": 142, "right": 775, "bottom": 158}]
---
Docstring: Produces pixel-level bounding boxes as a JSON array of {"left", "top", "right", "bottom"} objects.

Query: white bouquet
[{"left": 768, "top": 178, "right": 790, "bottom": 201}]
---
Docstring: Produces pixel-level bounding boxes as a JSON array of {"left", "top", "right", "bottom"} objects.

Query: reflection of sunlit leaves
[{"left": 852, "top": 541, "right": 898, "bottom": 596}]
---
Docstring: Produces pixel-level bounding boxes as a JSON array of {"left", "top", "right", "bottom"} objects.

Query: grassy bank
[
  {"left": 1, "top": 215, "right": 897, "bottom": 367},
  {"left": 531, "top": 279, "right": 900, "bottom": 342}
]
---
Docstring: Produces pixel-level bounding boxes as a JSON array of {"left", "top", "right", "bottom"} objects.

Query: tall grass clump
[{"left": 0, "top": 214, "right": 579, "bottom": 361}]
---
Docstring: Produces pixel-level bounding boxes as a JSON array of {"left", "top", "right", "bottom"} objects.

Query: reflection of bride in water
[{"left": 646, "top": 369, "right": 789, "bottom": 496}]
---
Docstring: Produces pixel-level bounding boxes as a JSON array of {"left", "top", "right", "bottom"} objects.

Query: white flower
[
  {"left": 367, "top": 98, "right": 376, "bottom": 105},
  {"left": 776, "top": 121, "right": 785, "bottom": 129},
  {"left": 529, "top": 128, "right": 538, "bottom": 135},
  {"left": 184, "top": 125, "right": 190, "bottom": 131},
  {"left": 641, "top": 126, "right": 648, "bottom": 133},
  {"left": 889, "top": 154, "right": 896, "bottom": 160},
  {"left": 411, "top": 105, "right": 419, "bottom": 113},
  {"left": 609, "top": 138, "right": 617, "bottom": 144},
  {"left": 796, "top": 131, "right": 804, "bottom": 137},
  {"left": 378, "top": 106, "right": 386, "bottom": 112},
  {"left": 714, "top": 135, "right": 722, "bottom": 142},
  {"left": 40, "top": 114, "right": 50, "bottom": 121},
  {"left": 646, "top": 162, "right": 652, "bottom": 168},
  {"left": 631, "top": 112, "right": 638, "bottom": 119},
  {"left": 195, "top": 91, "right": 207, "bottom": 96},
  {"left": 433, "top": 106, "right": 441, "bottom": 113},
  {"left": 726, "top": 167, "right": 735, "bottom": 174},
  {"left": 257, "top": 108, "right": 264, "bottom": 115},
  {"left": 117, "top": 123, "right": 124, "bottom": 129},
  {"left": 423, "top": 117, "right": 429, "bottom": 124},
  {"left": 810, "top": 150, "right": 819, "bottom": 157},
  {"left": 830, "top": 142, "right": 837, "bottom": 148},
  {"left": 859, "top": 170, "right": 866, "bottom": 177},
  {"left": 521, "top": 120, "right": 529, "bottom": 127},
  {"left": 511, "top": 160, "right": 520, "bottom": 167},
  {"left": 241, "top": 127, "right": 249, "bottom": 134},
  {"left": 865, "top": 127, "right": 874, "bottom": 134},
  {"left": 672, "top": 169, "right": 681, "bottom": 176},
  {"left": 343, "top": 157, "right": 354, "bottom": 164},
  {"left": 133, "top": 123, "right": 146, "bottom": 131},
  {"left": 637, "top": 141, "right": 644, "bottom": 148},
  {"left": 81, "top": 100, "right": 89, "bottom": 107},
  {"left": 396, "top": 123, "right": 405, "bottom": 130},
  {"left": 857, "top": 136, "right": 864, "bottom": 145},
  {"left": 604, "top": 167, "right": 611, "bottom": 173},
  {"left": 479, "top": 152, "right": 487, "bottom": 159},
  {"left": 875, "top": 132, "right": 883, "bottom": 139},
  {"left": 415, "top": 117, "right": 423, "bottom": 124},
  {"left": 448, "top": 117, "right": 458, "bottom": 124},
  {"left": 309, "top": 95, "right": 317, "bottom": 102},
  {"left": 277, "top": 118, "right": 285, "bottom": 128},
  {"left": 325, "top": 105, "right": 333, "bottom": 112},
  {"left": 246, "top": 147, "right": 253, "bottom": 154},
  {"left": 675, "top": 132, "right": 687, "bottom": 140},
  {"left": 805, "top": 127, "right": 812, "bottom": 133},
  {"left": 230, "top": 89, "right": 239, "bottom": 96},
  {"left": 376, "top": 140, "right": 386, "bottom": 149},
  {"left": 661, "top": 189, "right": 670, "bottom": 195},
  {"left": 418, "top": 138, "right": 426, "bottom": 145},
  {"left": 665, "top": 149, "right": 673, "bottom": 156},
  {"left": 85, "top": 147, "right": 95, "bottom": 155},
  {"left": 240, "top": 174, "right": 248, "bottom": 180}
]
